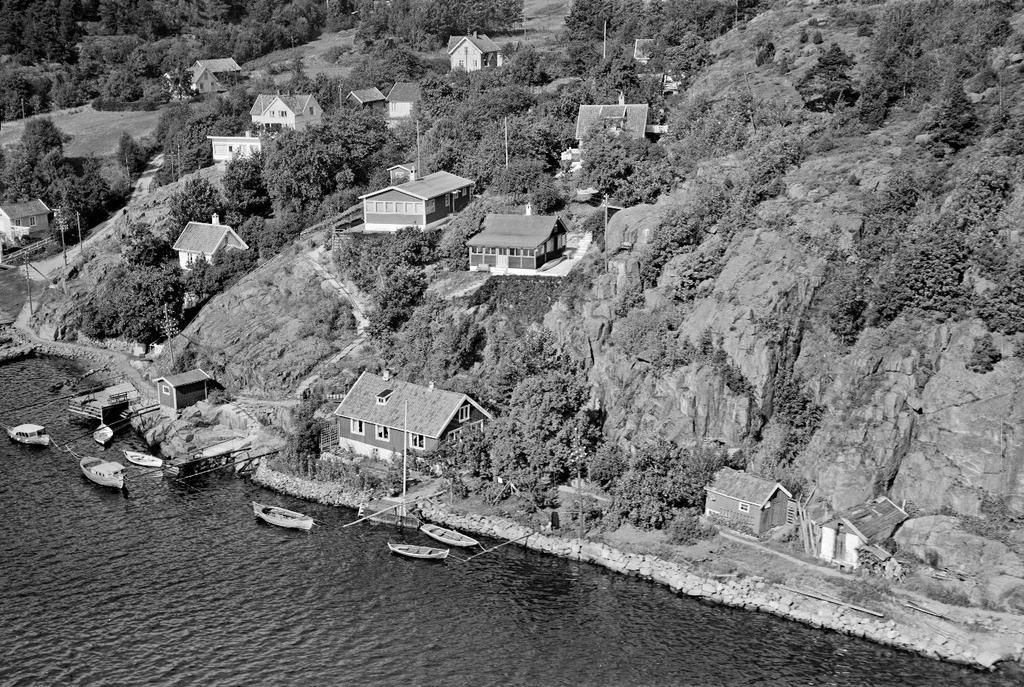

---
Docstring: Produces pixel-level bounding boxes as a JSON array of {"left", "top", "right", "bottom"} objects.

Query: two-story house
[
  {"left": 359, "top": 171, "right": 474, "bottom": 232},
  {"left": 331, "top": 371, "right": 491, "bottom": 461},
  {"left": 250, "top": 94, "right": 323, "bottom": 132},
  {"left": 172, "top": 214, "right": 249, "bottom": 269},
  {"left": 0, "top": 199, "right": 50, "bottom": 246},
  {"left": 447, "top": 32, "right": 503, "bottom": 72}
]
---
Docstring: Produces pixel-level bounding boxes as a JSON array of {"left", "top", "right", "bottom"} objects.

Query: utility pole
[
  {"left": 59, "top": 213, "right": 67, "bottom": 269},
  {"left": 24, "top": 263, "right": 32, "bottom": 316},
  {"left": 415, "top": 119, "right": 421, "bottom": 175},
  {"left": 603, "top": 21, "right": 607, "bottom": 60},
  {"left": 163, "top": 303, "right": 179, "bottom": 369},
  {"left": 76, "top": 211, "right": 83, "bottom": 257},
  {"left": 504, "top": 116, "right": 509, "bottom": 169}
]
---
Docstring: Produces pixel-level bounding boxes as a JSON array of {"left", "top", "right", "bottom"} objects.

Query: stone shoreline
[{"left": 251, "top": 464, "right": 1023, "bottom": 671}]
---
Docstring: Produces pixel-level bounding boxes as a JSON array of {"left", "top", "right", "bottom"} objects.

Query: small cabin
[
  {"left": 359, "top": 171, "right": 474, "bottom": 232},
  {"left": 819, "top": 497, "right": 909, "bottom": 570},
  {"left": 704, "top": 467, "right": 793, "bottom": 535},
  {"left": 467, "top": 212, "right": 568, "bottom": 274},
  {"left": 348, "top": 87, "right": 386, "bottom": 112},
  {"left": 0, "top": 199, "right": 51, "bottom": 246},
  {"left": 386, "top": 82, "right": 420, "bottom": 120},
  {"left": 207, "top": 133, "right": 262, "bottom": 166},
  {"left": 387, "top": 163, "right": 417, "bottom": 184},
  {"left": 447, "top": 32, "right": 503, "bottom": 72},
  {"left": 172, "top": 214, "right": 249, "bottom": 269},
  {"left": 154, "top": 369, "right": 214, "bottom": 413},
  {"left": 189, "top": 58, "right": 241, "bottom": 93}
]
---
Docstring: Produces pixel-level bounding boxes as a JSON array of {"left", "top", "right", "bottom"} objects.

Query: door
[{"left": 496, "top": 249, "right": 508, "bottom": 269}]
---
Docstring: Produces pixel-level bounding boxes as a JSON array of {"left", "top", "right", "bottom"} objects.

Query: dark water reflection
[{"left": 0, "top": 356, "right": 1020, "bottom": 686}]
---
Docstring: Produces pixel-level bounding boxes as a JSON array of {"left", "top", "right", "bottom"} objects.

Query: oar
[{"left": 343, "top": 502, "right": 400, "bottom": 527}]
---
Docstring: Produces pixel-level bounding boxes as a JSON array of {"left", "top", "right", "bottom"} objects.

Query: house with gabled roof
[
  {"left": 0, "top": 199, "right": 50, "bottom": 246},
  {"left": 386, "top": 81, "right": 420, "bottom": 120},
  {"left": 154, "top": 368, "right": 214, "bottom": 414},
  {"left": 633, "top": 39, "right": 655, "bottom": 65},
  {"left": 189, "top": 58, "right": 242, "bottom": 93},
  {"left": 387, "top": 162, "right": 417, "bottom": 184},
  {"left": 348, "top": 87, "right": 386, "bottom": 112},
  {"left": 468, "top": 210, "right": 568, "bottom": 275},
  {"left": 172, "top": 214, "right": 249, "bottom": 269},
  {"left": 704, "top": 467, "right": 794, "bottom": 534},
  {"left": 819, "top": 497, "right": 909, "bottom": 570},
  {"left": 448, "top": 32, "right": 503, "bottom": 72},
  {"left": 359, "top": 171, "right": 474, "bottom": 232},
  {"left": 562, "top": 95, "right": 652, "bottom": 170},
  {"left": 331, "top": 370, "right": 492, "bottom": 461},
  {"left": 250, "top": 94, "right": 322, "bottom": 132}
]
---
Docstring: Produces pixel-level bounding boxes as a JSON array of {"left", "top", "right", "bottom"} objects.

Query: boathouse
[
  {"left": 358, "top": 171, "right": 474, "bottom": 232},
  {"left": 329, "top": 371, "right": 491, "bottom": 461},
  {"left": 819, "top": 497, "right": 908, "bottom": 570},
  {"left": 704, "top": 467, "right": 793, "bottom": 535},
  {"left": 467, "top": 211, "right": 568, "bottom": 275},
  {"left": 154, "top": 369, "right": 214, "bottom": 413}
]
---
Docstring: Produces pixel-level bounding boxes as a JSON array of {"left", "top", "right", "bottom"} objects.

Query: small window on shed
[
  {"left": 738, "top": 502, "right": 751, "bottom": 513},
  {"left": 377, "top": 389, "right": 393, "bottom": 405}
]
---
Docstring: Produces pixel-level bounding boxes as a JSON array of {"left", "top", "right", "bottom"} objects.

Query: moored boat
[
  {"left": 5, "top": 423, "right": 51, "bottom": 446},
  {"left": 80, "top": 456, "right": 125, "bottom": 489},
  {"left": 123, "top": 450, "right": 162, "bottom": 468},
  {"left": 252, "top": 501, "right": 314, "bottom": 531},
  {"left": 387, "top": 542, "right": 448, "bottom": 560},
  {"left": 93, "top": 424, "right": 114, "bottom": 446},
  {"left": 420, "top": 523, "right": 480, "bottom": 548}
]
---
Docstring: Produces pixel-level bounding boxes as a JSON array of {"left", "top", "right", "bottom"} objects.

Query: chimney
[
  {"left": 473, "top": 30, "right": 478, "bottom": 39},
  {"left": 524, "top": 203, "right": 533, "bottom": 216},
  {"left": 408, "top": 169, "right": 417, "bottom": 182},
  {"left": 244, "top": 129, "right": 252, "bottom": 138},
  {"left": 428, "top": 381, "right": 435, "bottom": 391},
  {"left": 618, "top": 90, "right": 626, "bottom": 106},
  {"left": 211, "top": 213, "right": 220, "bottom": 225},
  {"left": 382, "top": 369, "right": 391, "bottom": 381}
]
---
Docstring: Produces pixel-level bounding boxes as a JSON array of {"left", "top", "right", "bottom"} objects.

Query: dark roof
[
  {"left": 194, "top": 58, "right": 241, "bottom": 74},
  {"left": 705, "top": 467, "right": 790, "bottom": 507},
  {"left": 447, "top": 33, "right": 501, "bottom": 54},
  {"left": 1, "top": 199, "right": 49, "bottom": 218},
  {"left": 468, "top": 214, "right": 564, "bottom": 249},
  {"left": 333, "top": 372, "right": 491, "bottom": 438},
  {"left": 575, "top": 104, "right": 649, "bottom": 140},
  {"left": 155, "top": 369, "right": 212, "bottom": 388},
  {"left": 387, "top": 82, "right": 420, "bottom": 103},
  {"left": 830, "top": 497, "right": 909, "bottom": 543},
  {"left": 349, "top": 87, "right": 386, "bottom": 104},
  {"left": 172, "top": 221, "right": 248, "bottom": 255},
  {"left": 360, "top": 171, "right": 474, "bottom": 201}
]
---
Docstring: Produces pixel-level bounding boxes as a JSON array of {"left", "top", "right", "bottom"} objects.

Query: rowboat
[
  {"left": 5, "top": 423, "right": 51, "bottom": 446},
  {"left": 93, "top": 424, "right": 114, "bottom": 446},
  {"left": 420, "top": 523, "right": 480, "bottom": 548},
  {"left": 80, "top": 456, "right": 125, "bottom": 489},
  {"left": 123, "top": 450, "right": 162, "bottom": 468},
  {"left": 387, "top": 542, "right": 449, "bottom": 560},
  {"left": 252, "top": 501, "right": 314, "bottom": 531}
]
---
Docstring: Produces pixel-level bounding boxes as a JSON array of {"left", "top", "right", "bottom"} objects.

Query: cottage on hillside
[
  {"left": 330, "top": 370, "right": 492, "bottom": 461},
  {"left": 704, "top": 467, "right": 794, "bottom": 535},
  {"left": 207, "top": 132, "right": 262, "bottom": 165},
  {"left": 448, "top": 32, "right": 503, "bottom": 72},
  {"left": 0, "top": 199, "right": 50, "bottom": 246},
  {"left": 250, "top": 94, "right": 322, "bottom": 132},
  {"left": 819, "top": 497, "right": 909, "bottom": 570},
  {"left": 172, "top": 214, "right": 249, "bottom": 269},
  {"left": 563, "top": 95, "right": 651, "bottom": 169},
  {"left": 189, "top": 58, "right": 242, "bottom": 94},
  {"left": 387, "top": 163, "right": 417, "bottom": 184},
  {"left": 633, "top": 39, "right": 655, "bottom": 65},
  {"left": 348, "top": 87, "right": 386, "bottom": 112},
  {"left": 468, "top": 211, "right": 568, "bottom": 275},
  {"left": 154, "top": 369, "right": 214, "bottom": 414},
  {"left": 359, "top": 171, "right": 474, "bottom": 232},
  {"left": 386, "top": 81, "right": 420, "bottom": 121}
]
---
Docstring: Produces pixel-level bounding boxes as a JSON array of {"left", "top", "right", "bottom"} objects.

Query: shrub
[
  {"left": 666, "top": 508, "right": 715, "bottom": 545},
  {"left": 811, "top": 31, "right": 823, "bottom": 44},
  {"left": 966, "top": 333, "right": 1001, "bottom": 373}
]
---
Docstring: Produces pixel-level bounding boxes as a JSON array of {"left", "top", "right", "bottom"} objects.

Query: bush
[
  {"left": 666, "top": 508, "right": 715, "bottom": 545},
  {"left": 811, "top": 31, "right": 823, "bottom": 44},
  {"left": 966, "top": 333, "right": 1001, "bottom": 373}
]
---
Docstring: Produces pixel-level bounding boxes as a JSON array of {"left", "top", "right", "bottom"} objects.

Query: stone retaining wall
[{"left": 251, "top": 464, "right": 1021, "bottom": 670}]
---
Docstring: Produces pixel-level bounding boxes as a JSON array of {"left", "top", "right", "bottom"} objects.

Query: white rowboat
[
  {"left": 5, "top": 423, "right": 51, "bottom": 446},
  {"left": 80, "top": 456, "right": 125, "bottom": 489},
  {"left": 252, "top": 501, "right": 314, "bottom": 531},
  {"left": 93, "top": 424, "right": 114, "bottom": 446},
  {"left": 420, "top": 523, "right": 480, "bottom": 548},
  {"left": 123, "top": 450, "right": 162, "bottom": 468},
  {"left": 387, "top": 542, "right": 449, "bottom": 560}
]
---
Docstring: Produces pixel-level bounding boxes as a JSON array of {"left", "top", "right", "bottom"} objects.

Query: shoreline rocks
[{"left": 251, "top": 465, "right": 1023, "bottom": 671}]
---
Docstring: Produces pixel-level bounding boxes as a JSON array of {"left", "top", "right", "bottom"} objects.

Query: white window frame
[
  {"left": 409, "top": 433, "right": 425, "bottom": 449},
  {"left": 28, "top": 216, "right": 36, "bottom": 226},
  {"left": 458, "top": 405, "right": 471, "bottom": 422},
  {"left": 161, "top": 383, "right": 171, "bottom": 395},
  {"left": 447, "top": 428, "right": 462, "bottom": 442},
  {"left": 350, "top": 418, "right": 364, "bottom": 436},
  {"left": 426, "top": 199, "right": 435, "bottom": 213},
  {"left": 738, "top": 502, "right": 751, "bottom": 513},
  {"left": 375, "top": 425, "right": 390, "bottom": 441}
]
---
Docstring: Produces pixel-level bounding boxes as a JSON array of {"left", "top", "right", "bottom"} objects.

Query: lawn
[{"left": 0, "top": 105, "right": 164, "bottom": 158}]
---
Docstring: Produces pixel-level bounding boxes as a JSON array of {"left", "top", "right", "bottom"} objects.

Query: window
[
  {"left": 375, "top": 425, "right": 390, "bottom": 441},
  {"left": 279, "top": 110, "right": 287, "bottom": 117},
  {"left": 444, "top": 194, "right": 451, "bottom": 208},
  {"left": 738, "top": 502, "right": 751, "bottom": 513},
  {"left": 415, "top": 202, "right": 424, "bottom": 214},
  {"left": 426, "top": 199, "right": 435, "bottom": 213},
  {"left": 458, "top": 59, "right": 464, "bottom": 67},
  {"left": 350, "top": 418, "right": 364, "bottom": 435},
  {"left": 458, "top": 405, "right": 471, "bottom": 422},
  {"left": 375, "top": 201, "right": 385, "bottom": 213},
  {"left": 376, "top": 389, "right": 392, "bottom": 405},
  {"left": 161, "top": 384, "right": 171, "bottom": 395},
  {"left": 28, "top": 216, "right": 36, "bottom": 226},
  {"left": 385, "top": 202, "right": 394, "bottom": 213},
  {"left": 447, "top": 428, "right": 462, "bottom": 442},
  {"left": 409, "top": 433, "right": 425, "bottom": 449}
]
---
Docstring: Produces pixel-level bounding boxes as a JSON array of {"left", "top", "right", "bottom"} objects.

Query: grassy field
[{"left": 0, "top": 105, "right": 164, "bottom": 158}]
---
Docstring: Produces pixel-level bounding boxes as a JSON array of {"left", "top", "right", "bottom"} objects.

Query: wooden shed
[
  {"left": 704, "top": 467, "right": 793, "bottom": 535},
  {"left": 154, "top": 369, "right": 214, "bottom": 413},
  {"left": 819, "top": 497, "right": 908, "bottom": 570}
]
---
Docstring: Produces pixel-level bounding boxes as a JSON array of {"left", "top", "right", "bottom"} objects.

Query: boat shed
[
  {"left": 704, "top": 467, "right": 793, "bottom": 535},
  {"left": 819, "top": 497, "right": 909, "bottom": 570},
  {"left": 154, "top": 369, "right": 214, "bottom": 413}
]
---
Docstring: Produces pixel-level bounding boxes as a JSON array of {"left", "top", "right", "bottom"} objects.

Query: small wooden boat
[
  {"left": 252, "top": 501, "right": 314, "bottom": 531},
  {"left": 5, "top": 423, "right": 51, "bottom": 446},
  {"left": 80, "top": 456, "right": 125, "bottom": 489},
  {"left": 93, "top": 424, "right": 114, "bottom": 446},
  {"left": 387, "top": 542, "right": 449, "bottom": 560},
  {"left": 420, "top": 523, "right": 480, "bottom": 548},
  {"left": 123, "top": 450, "right": 162, "bottom": 468}
]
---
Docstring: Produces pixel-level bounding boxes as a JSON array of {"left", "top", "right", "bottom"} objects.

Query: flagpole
[{"left": 402, "top": 400, "right": 408, "bottom": 514}]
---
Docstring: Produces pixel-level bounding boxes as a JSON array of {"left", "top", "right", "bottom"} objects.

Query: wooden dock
[{"left": 68, "top": 382, "right": 139, "bottom": 422}]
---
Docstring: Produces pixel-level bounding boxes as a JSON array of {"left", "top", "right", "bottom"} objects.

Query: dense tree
[
  {"left": 796, "top": 44, "right": 857, "bottom": 112},
  {"left": 222, "top": 152, "right": 271, "bottom": 217},
  {"left": 121, "top": 221, "right": 174, "bottom": 268},
  {"left": 168, "top": 178, "right": 224, "bottom": 230},
  {"left": 928, "top": 79, "right": 978, "bottom": 152},
  {"left": 582, "top": 131, "right": 673, "bottom": 205}
]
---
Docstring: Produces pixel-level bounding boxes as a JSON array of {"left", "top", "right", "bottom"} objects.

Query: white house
[
  {"left": 171, "top": 214, "right": 249, "bottom": 269},
  {"left": 189, "top": 58, "right": 242, "bottom": 93},
  {"left": 359, "top": 171, "right": 474, "bottom": 233},
  {"left": 0, "top": 199, "right": 50, "bottom": 246},
  {"left": 447, "top": 32, "right": 503, "bottom": 72},
  {"left": 386, "top": 82, "right": 420, "bottom": 120},
  {"left": 250, "top": 94, "right": 323, "bottom": 132},
  {"left": 819, "top": 497, "right": 909, "bottom": 570},
  {"left": 207, "top": 133, "right": 262, "bottom": 166}
]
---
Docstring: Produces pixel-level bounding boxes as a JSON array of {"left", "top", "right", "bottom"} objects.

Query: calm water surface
[{"left": 0, "top": 356, "right": 1019, "bottom": 686}]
